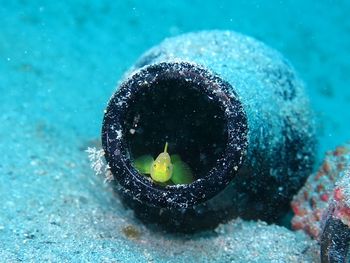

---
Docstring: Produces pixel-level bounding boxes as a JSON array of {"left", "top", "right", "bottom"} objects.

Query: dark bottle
[{"left": 102, "top": 31, "right": 316, "bottom": 232}]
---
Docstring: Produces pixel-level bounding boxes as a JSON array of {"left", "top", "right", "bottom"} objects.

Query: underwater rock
[
  {"left": 320, "top": 166, "right": 350, "bottom": 262},
  {"left": 291, "top": 144, "right": 350, "bottom": 238},
  {"left": 291, "top": 143, "right": 350, "bottom": 262},
  {"left": 102, "top": 30, "right": 316, "bottom": 231}
]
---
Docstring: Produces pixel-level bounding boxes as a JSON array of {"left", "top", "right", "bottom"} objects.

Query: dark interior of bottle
[{"left": 123, "top": 77, "right": 229, "bottom": 184}]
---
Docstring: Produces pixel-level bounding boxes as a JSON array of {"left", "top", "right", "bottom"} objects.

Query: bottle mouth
[{"left": 102, "top": 62, "right": 248, "bottom": 208}]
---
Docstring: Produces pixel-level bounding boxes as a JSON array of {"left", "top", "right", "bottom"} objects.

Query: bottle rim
[{"left": 102, "top": 61, "right": 248, "bottom": 208}]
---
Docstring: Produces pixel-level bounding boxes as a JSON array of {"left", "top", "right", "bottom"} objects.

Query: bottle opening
[
  {"left": 102, "top": 62, "right": 247, "bottom": 207},
  {"left": 124, "top": 76, "right": 228, "bottom": 185}
]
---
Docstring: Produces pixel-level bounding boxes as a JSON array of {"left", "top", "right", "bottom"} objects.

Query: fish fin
[
  {"left": 133, "top": 155, "right": 154, "bottom": 174},
  {"left": 171, "top": 160, "right": 194, "bottom": 185},
  {"left": 164, "top": 142, "right": 168, "bottom": 153},
  {"left": 170, "top": 154, "right": 181, "bottom": 163}
]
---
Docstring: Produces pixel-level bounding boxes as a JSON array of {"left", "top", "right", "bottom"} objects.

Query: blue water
[{"left": 1, "top": 0, "right": 349, "bottom": 262}]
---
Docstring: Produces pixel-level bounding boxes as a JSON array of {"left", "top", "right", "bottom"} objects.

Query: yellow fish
[
  {"left": 150, "top": 142, "right": 173, "bottom": 182},
  {"left": 133, "top": 142, "right": 193, "bottom": 185}
]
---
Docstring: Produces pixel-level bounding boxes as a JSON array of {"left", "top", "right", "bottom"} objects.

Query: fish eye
[{"left": 153, "top": 164, "right": 157, "bottom": 168}]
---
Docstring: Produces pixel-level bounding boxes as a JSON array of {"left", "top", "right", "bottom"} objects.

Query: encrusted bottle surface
[{"left": 102, "top": 31, "right": 316, "bottom": 231}]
